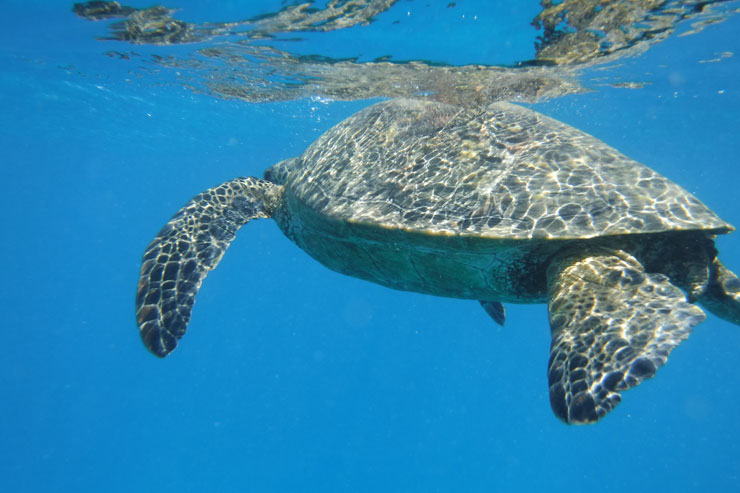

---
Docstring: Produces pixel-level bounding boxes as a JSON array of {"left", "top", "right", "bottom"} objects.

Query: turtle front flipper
[
  {"left": 136, "top": 177, "right": 281, "bottom": 357},
  {"left": 698, "top": 259, "right": 740, "bottom": 326},
  {"left": 546, "top": 250, "right": 706, "bottom": 424}
]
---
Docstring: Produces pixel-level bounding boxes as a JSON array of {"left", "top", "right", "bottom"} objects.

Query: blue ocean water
[{"left": 2, "top": 1, "right": 740, "bottom": 492}]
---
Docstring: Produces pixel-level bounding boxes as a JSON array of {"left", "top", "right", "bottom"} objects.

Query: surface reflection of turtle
[{"left": 135, "top": 99, "right": 740, "bottom": 424}]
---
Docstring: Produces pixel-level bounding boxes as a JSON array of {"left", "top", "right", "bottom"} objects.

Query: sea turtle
[{"left": 135, "top": 99, "right": 740, "bottom": 424}]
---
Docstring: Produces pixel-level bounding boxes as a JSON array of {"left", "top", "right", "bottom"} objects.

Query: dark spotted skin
[
  {"left": 136, "top": 177, "right": 280, "bottom": 357},
  {"left": 546, "top": 249, "right": 706, "bottom": 424},
  {"left": 135, "top": 99, "right": 740, "bottom": 425}
]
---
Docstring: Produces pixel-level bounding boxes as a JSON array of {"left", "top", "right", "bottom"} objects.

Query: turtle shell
[{"left": 283, "top": 99, "right": 731, "bottom": 240}]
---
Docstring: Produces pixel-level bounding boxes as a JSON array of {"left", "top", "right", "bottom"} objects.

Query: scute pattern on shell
[{"left": 287, "top": 99, "right": 730, "bottom": 240}]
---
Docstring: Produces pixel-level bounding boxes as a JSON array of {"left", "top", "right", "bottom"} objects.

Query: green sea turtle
[{"left": 135, "top": 99, "right": 740, "bottom": 424}]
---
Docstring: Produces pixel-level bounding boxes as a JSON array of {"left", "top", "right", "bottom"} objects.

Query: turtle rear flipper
[
  {"left": 546, "top": 250, "right": 706, "bottom": 424},
  {"left": 698, "top": 259, "right": 740, "bottom": 326},
  {"left": 136, "top": 177, "right": 281, "bottom": 357},
  {"left": 479, "top": 300, "right": 505, "bottom": 326}
]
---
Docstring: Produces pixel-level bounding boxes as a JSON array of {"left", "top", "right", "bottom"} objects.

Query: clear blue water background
[{"left": 2, "top": 1, "right": 739, "bottom": 491}]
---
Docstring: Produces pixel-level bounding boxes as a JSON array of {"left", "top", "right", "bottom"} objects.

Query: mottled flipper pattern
[
  {"left": 546, "top": 250, "right": 706, "bottom": 424},
  {"left": 479, "top": 300, "right": 505, "bottom": 326},
  {"left": 136, "top": 177, "right": 281, "bottom": 357}
]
